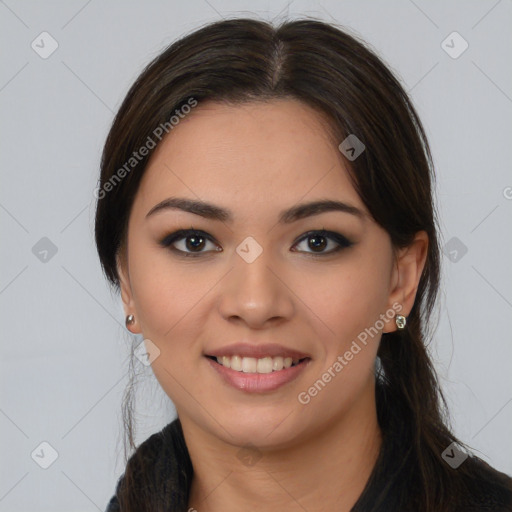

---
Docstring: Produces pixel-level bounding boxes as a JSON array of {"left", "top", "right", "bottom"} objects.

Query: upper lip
[{"left": 205, "top": 343, "right": 311, "bottom": 360}]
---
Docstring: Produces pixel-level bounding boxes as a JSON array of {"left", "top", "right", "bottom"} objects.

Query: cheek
[
  {"left": 292, "top": 266, "right": 385, "bottom": 416},
  {"left": 298, "top": 257, "right": 391, "bottom": 349},
  {"left": 128, "top": 242, "right": 206, "bottom": 340},
  {"left": 127, "top": 247, "right": 213, "bottom": 404}
]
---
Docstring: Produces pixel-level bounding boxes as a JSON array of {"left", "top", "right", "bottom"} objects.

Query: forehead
[{"left": 134, "top": 99, "right": 366, "bottom": 219}]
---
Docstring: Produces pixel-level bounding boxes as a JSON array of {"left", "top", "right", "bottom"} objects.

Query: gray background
[{"left": 1, "top": 1, "right": 511, "bottom": 510}]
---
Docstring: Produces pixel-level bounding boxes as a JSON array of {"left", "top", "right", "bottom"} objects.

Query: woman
[{"left": 96, "top": 18, "right": 512, "bottom": 512}]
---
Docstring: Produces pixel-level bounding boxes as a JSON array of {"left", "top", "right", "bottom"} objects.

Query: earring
[
  {"left": 395, "top": 314, "right": 406, "bottom": 330},
  {"left": 125, "top": 314, "right": 135, "bottom": 328}
]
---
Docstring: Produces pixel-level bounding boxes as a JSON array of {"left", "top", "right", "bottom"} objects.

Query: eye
[
  {"left": 291, "top": 230, "right": 353, "bottom": 256},
  {"left": 159, "top": 228, "right": 352, "bottom": 258},
  {"left": 159, "top": 229, "right": 221, "bottom": 257}
]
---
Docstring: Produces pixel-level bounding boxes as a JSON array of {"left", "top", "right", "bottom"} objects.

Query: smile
[
  {"left": 212, "top": 354, "right": 306, "bottom": 373},
  {"left": 205, "top": 355, "right": 311, "bottom": 393}
]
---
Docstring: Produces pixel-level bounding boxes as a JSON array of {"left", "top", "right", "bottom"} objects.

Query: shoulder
[
  {"left": 105, "top": 493, "right": 120, "bottom": 512},
  {"left": 104, "top": 420, "right": 181, "bottom": 512},
  {"left": 453, "top": 456, "right": 512, "bottom": 511}
]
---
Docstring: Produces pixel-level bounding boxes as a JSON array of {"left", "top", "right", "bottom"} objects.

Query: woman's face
[{"left": 119, "top": 99, "right": 409, "bottom": 448}]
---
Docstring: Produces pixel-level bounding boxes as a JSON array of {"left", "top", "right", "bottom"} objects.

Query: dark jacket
[{"left": 105, "top": 417, "right": 512, "bottom": 512}]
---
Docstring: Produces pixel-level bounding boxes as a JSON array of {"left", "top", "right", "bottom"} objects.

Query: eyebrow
[{"left": 146, "top": 197, "right": 365, "bottom": 223}]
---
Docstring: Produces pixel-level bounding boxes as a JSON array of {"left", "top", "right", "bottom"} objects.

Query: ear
[
  {"left": 117, "top": 250, "right": 141, "bottom": 334},
  {"left": 382, "top": 231, "right": 429, "bottom": 333}
]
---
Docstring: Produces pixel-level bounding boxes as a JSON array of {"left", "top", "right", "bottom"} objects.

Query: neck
[{"left": 183, "top": 388, "right": 382, "bottom": 512}]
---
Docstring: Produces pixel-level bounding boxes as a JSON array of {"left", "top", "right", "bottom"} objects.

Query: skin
[{"left": 118, "top": 99, "right": 428, "bottom": 511}]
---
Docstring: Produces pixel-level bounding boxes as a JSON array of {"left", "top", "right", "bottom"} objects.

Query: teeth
[{"left": 215, "top": 355, "right": 300, "bottom": 373}]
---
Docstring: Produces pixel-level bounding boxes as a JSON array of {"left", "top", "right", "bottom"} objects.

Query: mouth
[
  {"left": 204, "top": 354, "right": 311, "bottom": 393},
  {"left": 206, "top": 354, "right": 310, "bottom": 373}
]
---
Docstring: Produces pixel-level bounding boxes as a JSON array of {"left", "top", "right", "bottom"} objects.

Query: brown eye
[
  {"left": 184, "top": 234, "right": 206, "bottom": 252},
  {"left": 292, "top": 230, "right": 353, "bottom": 255},
  {"left": 307, "top": 234, "right": 328, "bottom": 252},
  {"left": 160, "top": 229, "right": 221, "bottom": 257}
]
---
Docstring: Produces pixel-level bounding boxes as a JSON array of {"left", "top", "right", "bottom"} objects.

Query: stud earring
[
  {"left": 395, "top": 314, "right": 406, "bottom": 330},
  {"left": 125, "top": 314, "right": 135, "bottom": 328}
]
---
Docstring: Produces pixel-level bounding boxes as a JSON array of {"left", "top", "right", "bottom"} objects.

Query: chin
[{"left": 206, "top": 407, "right": 306, "bottom": 450}]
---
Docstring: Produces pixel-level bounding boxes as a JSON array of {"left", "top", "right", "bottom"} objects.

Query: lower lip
[{"left": 205, "top": 357, "right": 311, "bottom": 393}]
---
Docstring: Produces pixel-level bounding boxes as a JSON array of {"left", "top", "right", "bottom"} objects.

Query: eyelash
[{"left": 159, "top": 228, "right": 353, "bottom": 258}]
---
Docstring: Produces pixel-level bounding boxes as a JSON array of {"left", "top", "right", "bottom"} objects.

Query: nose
[{"left": 217, "top": 244, "right": 295, "bottom": 329}]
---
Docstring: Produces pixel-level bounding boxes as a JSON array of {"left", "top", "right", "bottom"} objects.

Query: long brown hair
[{"left": 96, "top": 18, "right": 507, "bottom": 512}]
